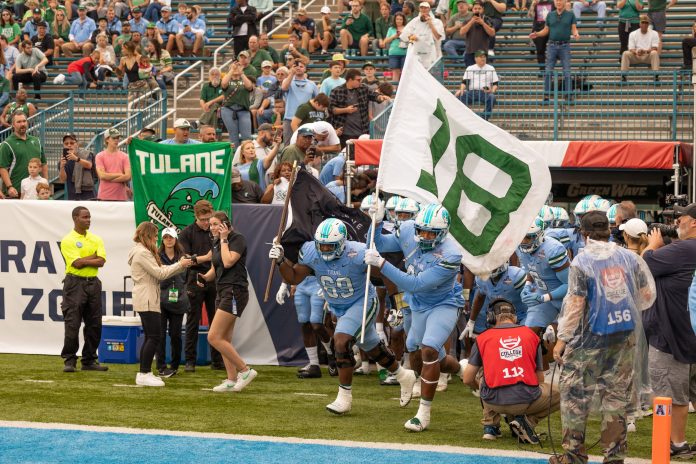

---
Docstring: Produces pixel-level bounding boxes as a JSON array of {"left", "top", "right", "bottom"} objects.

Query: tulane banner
[{"left": 128, "top": 139, "right": 233, "bottom": 231}]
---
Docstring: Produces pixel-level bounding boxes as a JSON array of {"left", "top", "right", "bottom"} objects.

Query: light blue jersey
[
  {"left": 473, "top": 266, "right": 528, "bottom": 332},
  {"left": 545, "top": 228, "right": 572, "bottom": 252},
  {"left": 373, "top": 220, "right": 464, "bottom": 312},
  {"left": 516, "top": 237, "right": 569, "bottom": 310},
  {"left": 569, "top": 228, "right": 585, "bottom": 257},
  {"left": 298, "top": 240, "right": 375, "bottom": 317}
]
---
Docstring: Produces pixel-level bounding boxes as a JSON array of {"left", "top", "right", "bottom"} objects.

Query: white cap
[
  {"left": 161, "top": 227, "right": 178, "bottom": 239},
  {"left": 320, "top": 5, "right": 331, "bottom": 13},
  {"left": 419, "top": 1, "right": 431, "bottom": 7},
  {"left": 174, "top": 118, "right": 191, "bottom": 129},
  {"left": 619, "top": 218, "right": 648, "bottom": 238}
]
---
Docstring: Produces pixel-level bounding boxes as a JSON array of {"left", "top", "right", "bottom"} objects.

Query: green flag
[{"left": 128, "top": 139, "right": 232, "bottom": 233}]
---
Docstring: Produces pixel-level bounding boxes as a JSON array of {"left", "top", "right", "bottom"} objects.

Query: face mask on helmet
[
  {"left": 414, "top": 204, "right": 450, "bottom": 251},
  {"left": 518, "top": 217, "right": 544, "bottom": 254},
  {"left": 551, "top": 207, "right": 569, "bottom": 228},
  {"left": 490, "top": 262, "right": 508, "bottom": 279},
  {"left": 539, "top": 205, "right": 554, "bottom": 229},
  {"left": 385, "top": 196, "right": 401, "bottom": 223},
  {"left": 394, "top": 198, "right": 420, "bottom": 227},
  {"left": 314, "top": 219, "right": 347, "bottom": 261}
]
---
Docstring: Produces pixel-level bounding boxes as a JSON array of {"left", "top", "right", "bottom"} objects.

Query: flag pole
[
  {"left": 360, "top": 186, "right": 380, "bottom": 343},
  {"left": 264, "top": 161, "right": 299, "bottom": 303}
]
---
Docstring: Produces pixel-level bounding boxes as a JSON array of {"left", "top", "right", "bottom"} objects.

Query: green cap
[
  {"left": 146, "top": 22, "right": 156, "bottom": 28},
  {"left": 474, "top": 49, "right": 487, "bottom": 57}
]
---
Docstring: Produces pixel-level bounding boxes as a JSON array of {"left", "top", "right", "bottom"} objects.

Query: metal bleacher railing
[{"left": 370, "top": 67, "right": 694, "bottom": 143}]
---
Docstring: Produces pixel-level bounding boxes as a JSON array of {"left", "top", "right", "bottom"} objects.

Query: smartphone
[{"left": 62, "top": 147, "right": 69, "bottom": 158}]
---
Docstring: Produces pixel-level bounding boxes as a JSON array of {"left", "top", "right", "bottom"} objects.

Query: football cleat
[{"left": 326, "top": 388, "right": 352, "bottom": 415}]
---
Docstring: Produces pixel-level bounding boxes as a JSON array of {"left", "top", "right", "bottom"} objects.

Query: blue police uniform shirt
[
  {"left": 474, "top": 266, "right": 528, "bottom": 330},
  {"left": 298, "top": 240, "right": 375, "bottom": 317},
  {"left": 237, "top": 159, "right": 268, "bottom": 190},
  {"left": 375, "top": 220, "right": 464, "bottom": 312},
  {"left": 517, "top": 237, "right": 569, "bottom": 310}
]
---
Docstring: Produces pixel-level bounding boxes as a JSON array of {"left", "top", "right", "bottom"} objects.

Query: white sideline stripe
[
  {"left": 0, "top": 420, "right": 650, "bottom": 464},
  {"left": 112, "top": 384, "right": 144, "bottom": 388},
  {"left": 24, "top": 380, "right": 55, "bottom": 383},
  {"left": 293, "top": 393, "right": 328, "bottom": 397}
]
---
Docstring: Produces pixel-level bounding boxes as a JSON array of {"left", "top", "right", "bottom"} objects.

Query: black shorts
[{"left": 214, "top": 284, "right": 249, "bottom": 317}]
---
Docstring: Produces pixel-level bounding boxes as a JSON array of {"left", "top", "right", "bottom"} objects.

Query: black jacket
[{"left": 229, "top": 5, "right": 258, "bottom": 37}]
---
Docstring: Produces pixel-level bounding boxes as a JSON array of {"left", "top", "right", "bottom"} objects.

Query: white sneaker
[
  {"left": 436, "top": 373, "right": 448, "bottom": 392},
  {"left": 690, "top": 402, "right": 695, "bottom": 413},
  {"left": 404, "top": 415, "right": 429, "bottom": 432},
  {"left": 627, "top": 420, "right": 636, "bottom": 433},
  {"left": 412, "top": 379, "right": 421, "bottom": 399},
  {"left": 212, "top": 379, "right": 236, "bottom": 392},
  {"left": 458, "top": 358, "right": 468, "bottom": 382},
  {"left": 232, "top": 368, "right": 257, "bottom": 392},
  {"left": 354, "top": 365, "right": 370, "bottom": 375},
  {"left": 487, "top": 50, "right": 495, "bottom": 58},
  {"left": 396, "top": 368, "right": 417, "bottom": 407},
  {"left": 326, "top": 387, "right": 352, "bottom": 415},
  {"left": 135, "top": 372, "right": 164, "bottom": 387}
]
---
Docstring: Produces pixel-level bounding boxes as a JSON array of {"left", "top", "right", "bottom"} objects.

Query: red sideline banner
[{"left": 354, "top": 139, "right": 690, "bottom": 170}]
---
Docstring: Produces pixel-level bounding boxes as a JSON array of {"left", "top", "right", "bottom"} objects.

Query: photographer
[
  {"left": 400, "top": 2, "right": 444, "bottom": 69},
  {"left": 58, "top": 133, "right": 96, "bottom": 201},
  {"left": 641, "top": 202, "right": 696, "bottom": 458},
  {"left": 220, "top": 60, "right": 254, "bottom": 147},
  {"left": 459, "top": 2, "right": 496, "bottom": 67}
]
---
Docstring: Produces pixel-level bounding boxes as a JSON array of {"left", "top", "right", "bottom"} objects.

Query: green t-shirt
[
  {"left": 343, "top": 13, "right": 373, "bottom": 43},
  {"left": 1, "top": 23, "right": 22, "bottom": 44},
  {"left": 374, "top": 15, "right": 392, "bottom": 40},
  {"left": 243, "top": 64, "right": 259, "bottom": 81},
  {"left": 221, "top": 79, "right": 251, "bottom": 109},
  {"left": 54, "top": 22, "right": 70, "bottom": 41},
  {"left": 0, "top": 134, "right": 45, "bottom": 192},
  {"left": 293, "top": 101, "right": 327, "bottom": 124},
  {"left": 262, "top": 45, "right": 280, "bottom": 63},
  {"left": 279, "top": 144, "right": 305, "bottom": 164},
  {"left": 619, "top": 0, "right": 641, "bottom": 23},
  {"left": 44, "top": 6, "right": 66, "bottom": 25},
  {"left": 200, "top": 82, "right": 223, "bottom": 102},
  {"left": 114, "top": 33, "right": 132, "bottom": 55},
  {"left": 447, "top": 12, "right": 472, "bottom": 40},
  {"left": 546, "top": 10, "right": 576, "bottom": 42},
  {"left": 249, "top": 49, "right": 272, "bottom": 70},
  {"left": 647, "top": 0, "right": 666, "bottom": 12}
]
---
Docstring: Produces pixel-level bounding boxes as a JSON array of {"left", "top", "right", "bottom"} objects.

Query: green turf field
[{"left": 0, "top": 354, "right": 675, "bottom": 459}]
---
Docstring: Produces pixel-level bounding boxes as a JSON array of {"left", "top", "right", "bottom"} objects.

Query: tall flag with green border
[
  {"left": 128, "top": 139, "right": 232, "bottom": 234},
  {"left": 378, "top": 49, "right": 552, "bottom": 274}
]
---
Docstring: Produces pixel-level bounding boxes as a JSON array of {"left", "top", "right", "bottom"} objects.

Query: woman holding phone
[
  {"left": 128, "top": 222, "right": 192, "bottom": 387},
  {"left": 198, "top": 211, "right": 256, "bottom": 392}
]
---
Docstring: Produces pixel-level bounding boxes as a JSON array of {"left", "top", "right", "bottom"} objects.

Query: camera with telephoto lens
[
  {"left": 665, "top": 194, "right": 689, "bottom": 208},
  {"left": 648, "top": 223, "right": 678, "bottom": 245}
]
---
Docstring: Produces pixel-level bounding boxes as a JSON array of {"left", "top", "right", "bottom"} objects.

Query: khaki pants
[
  {"left": 620, "top": 50, "right": 659, "bottom": 71},
  {"left": 482, "top": 382, "right": 561, "bottom": 428}
]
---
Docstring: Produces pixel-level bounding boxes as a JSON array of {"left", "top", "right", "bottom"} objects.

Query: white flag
[{"left": 377, "top": 50, "right": 552, "bottom": 275}]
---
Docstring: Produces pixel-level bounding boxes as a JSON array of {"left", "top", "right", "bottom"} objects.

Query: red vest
[{"left": 476, "top": 325, "right": 540, "bottom": 389}]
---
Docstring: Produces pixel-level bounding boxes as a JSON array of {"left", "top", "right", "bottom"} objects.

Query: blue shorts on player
[
  {"left": 332, "top": 296, "right": 381, "bottom": 351},
  {"left": 294, "top": 276, "right": 324, "bottom": 324},
  {"left": 406, "top": 304, "right": 460, "bottom": 360}
]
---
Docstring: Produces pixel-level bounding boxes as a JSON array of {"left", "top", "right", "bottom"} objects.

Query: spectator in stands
[
  {"left": 154, "top": 118, "right": 193, "bottom": 144},
  {"left": 402, "top": 1, "right": 417, "bottom": 20},
  {"left": 288, "top": 8, "right": 315, "bottom": 51},
  {"left": 237, "top": 50, "right": 258, "bottom": 80},
  {"left": 309, "top": 6, "right": 336, "bottom": 54},
  {"left": 44, "top": 0, "right": 66, "bottom": 26},
  {"left": 118, "top": 41, "right": 150, "bottom": 101},
  {"left": 0, "top": 88, "right": 37, "bottom": 128},
  {"left": 199, "top": 66, "right": 223, "bottom": 127},
  {"left": 176, "top": 5, "right": 206, "bottom": 57},
  {"left": 36, "top": 181, "right": 49, "bottom": 199},
  {"left": 329, "top": 68, "right": 390, "bottom": 147},
  {"left": 529, "top": 0, "right": 553, "bottom": 73},
  {"left": 291, "top": 120, "right": 341, "bottom": 156},
  {"left": 443, "top": 0, "right": 471, "bottom": 57},
  {"left": 281, "top": 33, "right": 310, "bottom": 65},
  {"left": 618, "top": 0, "right": 643, "bottom": 57},
  {"left": 261, "top": 161, "right": 293, "bottom": 204},
  {"left": 231, "top": 167, "right": 264, "bottom": 203},
  {"left": 62, "top": 5, "right": 96, "bottom": 56},
  {"left": 385, "top": 12, "right": 408, "bottom": 81},
  {"left": 94, "top": 33, "right": 116, "bottom": 82},
  {"left": 682, "top": 20, "right": 696, "bottom": 69},
  {"left": 228, "top": 0, "right": 258, "bottom": 56},
  {"left": 51, "top": 10, "right": 70, "bottom": 57},
  {"left": 0, "top": 9, "right": 22, "bottom": 47},
  {"left": 0, "top": 110, "right": 45, "bottom": 198},
  {"left": 461, "top": 2, "right": 496, "bottom": 67},
  {"left": 339, "top": 1, "right": 373, "bottom": 57},
  {"left": 401, "top": 2, "right": 444, "bottom": 68},
  {"left": 23, "top": 8, "right": 46, "bottom": 42},
  {"left": 641, "top": 203, "right": 696, "bottom": 458},
  {"left": 572, "top": 0, "right": 606, "bottom": 25},
  {"left": 250, "top": 0, "right": 274, "bottom": 33},
  {"left": 256, "top": 59, "right": 276, "bottom": 92},
  {"left": 236, "top": 138, "right": 279, "bottom": 189},
  {"left": 646, "top": 0, "right": 675, "bottom": 53},
  {"left": 11, "top": 40, "right": 48, "bottom": 99},
  {"left": 281, "top": 61, "right": 318, "bottom": 141},
  {"left": 320, "top": 61, "right": 346, "bottom": 96},
  {"left": 258, "top": 33, "right": 280, "bottom": 64},
  {"left": 95, "top": 128, "right": 131, "bottom": 201},
  {"left": 198, "top": 124, "right": 217, "bottom": 142},
  {"left": 156, "top": 6, "right": 179, "bottom": 54},
  {"left": 220, "top": 60, "right": 254, "bottom": 147},
  {"left": 530, "top": 0, "right": 579, "bottom": 102},
  {"left": 113, "top": 21, "right": 132, "bottom": 55},
  {"left": 58, "top": 133, "right": 96, "bottom": 200},
  {"left": 362, "top": 61, "right": 381, "bottom": 90},
  {"left": 370, "top": 80, "right": 393, "bottom": 119},
  {"left": 105, "top": 8, "right": 123, "bottom": 37},
  {"left": 279, "top": 126, "right": 313, "bottom": 164},
  {"left": 482, "top": 0, "right": 506, "bottom": 54},
  {"left": 455, "top": 49, "right": 498, "bottom": 120},
  {"left": 291, "top": 93, "right": 329, "bottom": 131},
  {"left": 374, "top": 2, "right": 393, "bottom": 56},
  {"left": 246, "top": 35, "right": 272, "bottom": 71},
  {"left": 141, "top": 23, "right": 163, "bottom": 51},
  {"left": 1, "top": 36, "right": 19, "bottom": 71},
  {"left": 0, "top": 51, "right": 9, "bottom": 108},
  {"left": 19, "top": 156, "right": 46, "bottom": 199},
  {"left": 174, "top": 3, "right": 188, "bottom": 24},
  {"left": 319, "top": 150, "right": 345, "bottom": 185},
  {"left": 129, "top": 7, "right": 148, "bottom": 35},
  {"left": 144, "top": 0, "right": 164, "bottom": 23},
  {"left": 31, "top": 22, "right": 54, "bottom": 66},
  {"left": 61, "top": 49, "right": 100, "bottom": 97},
  {"left": 621, "top": 15, "right": 659, "bottom": 79},
  {"left": 147, "top": 40, "right": 173, "bottom": 91}
]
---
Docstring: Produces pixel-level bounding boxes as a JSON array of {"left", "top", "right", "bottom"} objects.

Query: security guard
[
  {"left": 462, "top": 298, "right": 559, "bottom": 443},
  {"left": 60, "top": 206, "right": 108, "bottom": 373}
]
